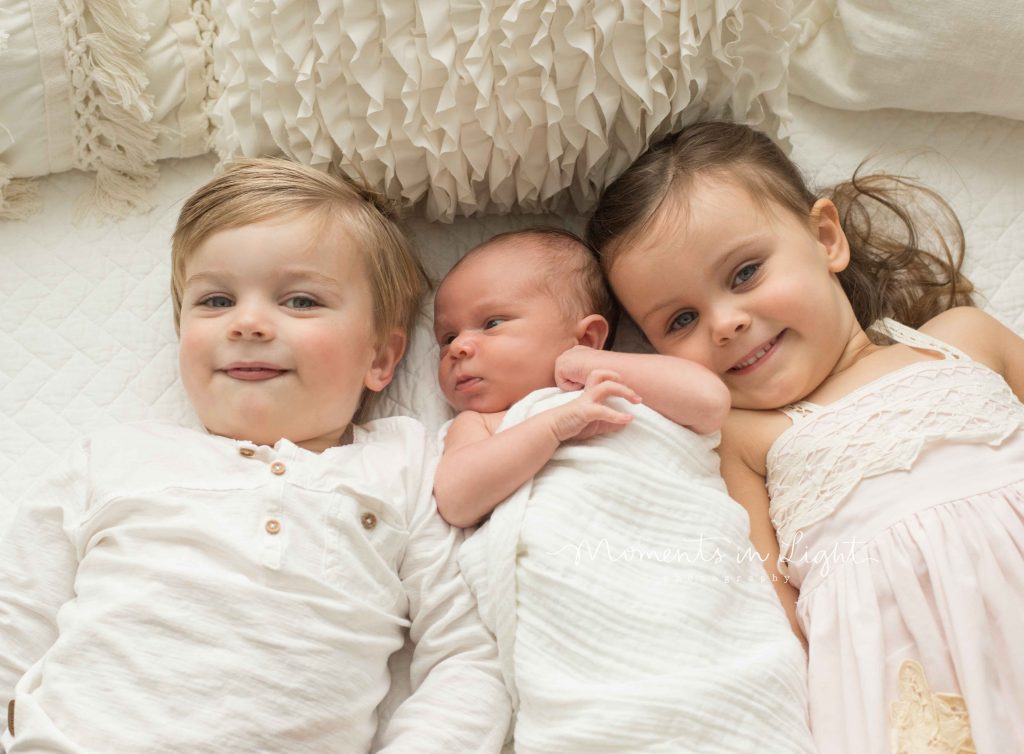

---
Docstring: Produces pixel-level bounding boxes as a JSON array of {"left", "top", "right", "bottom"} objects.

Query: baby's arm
[
  {"left": 434, "top": 371, "right": 641, "bottom": 527},
  {"left": 718, "top": 411, "right": 805, "bottom": 646},
  {"left": 555, "top": 345, "right": 730, "bottom": 434}
]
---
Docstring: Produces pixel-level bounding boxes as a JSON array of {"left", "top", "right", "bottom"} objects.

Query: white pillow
[
  {"left": 788, "top": 0, "right": 1024, "bottom": 120},
  {"left": 211, "top": 0, "right": 800, "bottom": 221},
  {"left": 0, "top": 0, "right": 214, "bottom": 217}
]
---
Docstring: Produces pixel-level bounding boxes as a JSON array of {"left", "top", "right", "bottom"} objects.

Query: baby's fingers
[{"left": 586, "top": 378, "right": 642, "bottom": 405}]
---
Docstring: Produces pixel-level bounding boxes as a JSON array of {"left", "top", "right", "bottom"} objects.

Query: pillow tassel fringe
[
  {"left": 60, "top": 0, "right": 160, "bottom": 219},
  {"left": 0, "top": 165, "right": 41, "bottom": 221}
]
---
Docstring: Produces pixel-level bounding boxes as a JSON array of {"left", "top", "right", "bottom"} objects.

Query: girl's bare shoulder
[{"left": 920, "top": 306, "right": 1012, "bottom": 369}]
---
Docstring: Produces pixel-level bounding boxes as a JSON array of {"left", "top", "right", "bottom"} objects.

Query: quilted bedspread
[{"left": 1, "top": 98, "right": 1023, "bottom": 527}]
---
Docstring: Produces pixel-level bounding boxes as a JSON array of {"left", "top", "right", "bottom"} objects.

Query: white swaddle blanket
[{"left": 456, "top": 388, "right": 814, "bottom": 753}]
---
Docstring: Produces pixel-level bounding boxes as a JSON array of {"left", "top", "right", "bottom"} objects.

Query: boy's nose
[{"left": 228, "top": 306, "right": 275, "bottom": 341}]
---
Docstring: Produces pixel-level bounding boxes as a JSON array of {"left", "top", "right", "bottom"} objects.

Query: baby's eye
[
  {"left": 668, "top": 310, "right": 697, "bottom": 333},
  {"left": 284, "top": 295, "right": 319, "bottom": 310},
  {"left": 200, "top": 295, "right": 233, "bottom": 308},
  {"left": 483, "top": 318, "right": 505, "bottom": 330},
  {"left": 732, "top": 263, "right": 761, "bottom": 286},
  {"left": 440, "top": 333, "right": 456, "bottom": 346}
]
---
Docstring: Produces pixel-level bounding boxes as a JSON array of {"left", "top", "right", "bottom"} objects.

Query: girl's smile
[{"left": 609, "top": 175, "right": 858, "bottom": 410}]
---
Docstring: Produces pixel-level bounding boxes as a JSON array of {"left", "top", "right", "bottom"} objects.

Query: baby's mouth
[
  {"left": 729, "top": 332, "right": 783, "bottom": 373},
  {"left": 455, "top": 375, "right": 481, "bottom": 391}
]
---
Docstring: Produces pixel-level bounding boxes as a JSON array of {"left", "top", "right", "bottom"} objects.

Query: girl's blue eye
[
  {"left": 668, "top": 310, "right": 697, "bottom": 332},
  {"left": 484, "top": 318, "right": 505, "bottom": 329},
  {"left": 733, "top": 263, "right": 761, "bottom": 286},
  {"left": 285, "top": 296, "right": 319, "bottom": 309},
  {"left": 202, "top": 295, "right": 233, "bottom": 308}
]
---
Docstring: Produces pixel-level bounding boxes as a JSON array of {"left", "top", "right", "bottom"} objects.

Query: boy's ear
[
  {"left": 574, "top": 314, "right": 610, "bottom": 350},
  {"left": 364, "top": 329, "right": 407, "bottom": 393},
  {"left": 811, "top": 198, "right": 850, "bottom": 274}
]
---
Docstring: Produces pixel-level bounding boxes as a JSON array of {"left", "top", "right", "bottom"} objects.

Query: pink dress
[{"left": 767, "top": 319, "right": 1024, "bottom": 754}]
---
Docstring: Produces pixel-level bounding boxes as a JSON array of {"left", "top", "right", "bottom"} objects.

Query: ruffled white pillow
[{"left": 211, "top": 0, "right": 799, "bottom": 220}]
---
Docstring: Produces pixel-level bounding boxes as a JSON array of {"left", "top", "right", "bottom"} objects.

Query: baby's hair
[
  {"left": 587, "top": 120, "right": 974, "bottom": 330},
  {"left": 457, "top": 227, "right": 618, "bottom": 333},
  {"left": 171, "top": 157, "right": 429, "bottom": 421}
]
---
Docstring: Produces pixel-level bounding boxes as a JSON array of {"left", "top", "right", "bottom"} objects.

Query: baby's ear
[
  {"left": 574, "top": 314, "right": 610, "bottom": 350},
  {"left": 811, "top": 198, "right": 850, "bottom": 273},
  {"left": 364, "top": 329, "right": 407, "bottom": 392}
]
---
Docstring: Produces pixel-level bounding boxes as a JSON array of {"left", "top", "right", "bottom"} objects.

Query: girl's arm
[
  {"left": 922, "top": 306, "right": 1024, "bottom": 402},
  {"left": 718, "top": 411, "right": 805, "bottom": 647},
  {"left": 554, "top": 346, "right": 730, "bottom": 434},
  {"left": 434, "top": 371, "right": 641, "bottom": 527}
]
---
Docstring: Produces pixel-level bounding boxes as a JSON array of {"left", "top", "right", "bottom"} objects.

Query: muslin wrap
[{"left": 454, "top": 388, "right": 814, "bottom": 753}]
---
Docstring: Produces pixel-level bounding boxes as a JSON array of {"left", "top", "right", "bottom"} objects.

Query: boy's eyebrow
[{"left": 184, "top": 268, "right": 342, "bottom": 288}]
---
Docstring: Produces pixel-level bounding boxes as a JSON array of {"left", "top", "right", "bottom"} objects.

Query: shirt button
[
  {"left": 270, "top": 461, "right": 286, "bottom": 475},
  {"left": 361, "top": 512, "right": 377, "bottom": 530},
  {"left": 239, "top": 447, "right": 255, "bottom": 457},
  {"left": 265, "top": 519, "right": 281, "bottom": 535}
]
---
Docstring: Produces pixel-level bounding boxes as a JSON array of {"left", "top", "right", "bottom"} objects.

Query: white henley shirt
[{"left": 0, "top": 419, "right": 509, "bottom": 753}]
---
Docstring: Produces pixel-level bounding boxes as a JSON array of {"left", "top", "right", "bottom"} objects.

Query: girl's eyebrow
[{"left": 638, "top": 237, "right": 767, "bottom": 326}]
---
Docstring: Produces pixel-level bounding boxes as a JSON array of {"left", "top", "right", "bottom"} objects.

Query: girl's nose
[{"left": 711, "top": 306, "right": 751, "bottom": 345}]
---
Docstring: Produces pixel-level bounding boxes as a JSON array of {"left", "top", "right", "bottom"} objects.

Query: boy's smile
[
  {"left": 222, "top": 361, "right": 289, "bottom": 380},
  {"left": 178, "top": 212, "right": 397, "bottom": 452}
]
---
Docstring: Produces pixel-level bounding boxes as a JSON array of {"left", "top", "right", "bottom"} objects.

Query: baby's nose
[{"left": 449, "top": 331, "right": 476, "bottom": 357}]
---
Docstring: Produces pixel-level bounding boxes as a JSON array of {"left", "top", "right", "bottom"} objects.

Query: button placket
[{"left": 261, "top": 457, "right": 288, "bottom": 570}]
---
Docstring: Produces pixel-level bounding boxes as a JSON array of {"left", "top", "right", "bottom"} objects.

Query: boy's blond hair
[
  {"left": 172, "top": 158, "right": 429, "bottom": 420},
  {"left": 172, "top": 158, "right": 427, "bottom": 343}
]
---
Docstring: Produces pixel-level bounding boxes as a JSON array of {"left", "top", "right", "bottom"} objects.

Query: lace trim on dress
[
  {"left": 890, "top": 660, "right": 976, "bottom": 754},
  {"left": 768, "top": 320, "right": 1024, "bottom": 563}
]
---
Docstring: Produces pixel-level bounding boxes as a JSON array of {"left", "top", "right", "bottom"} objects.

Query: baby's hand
[
  {"left": 550, "top": 369, "right": 641, "bottom": 442},
  {"left": 554, "top": 345, "right": 600, "bottom": 390}
]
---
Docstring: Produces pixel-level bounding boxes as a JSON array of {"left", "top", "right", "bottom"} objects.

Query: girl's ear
[
  {"left": 364, "top": 329, "right": 407, "bottom": 392},
  {"left": 811, "top": 198, "right": 850, "bottom": 273},
  {"left": 574, "top": 314, "right": 610, "bottom": 350}
]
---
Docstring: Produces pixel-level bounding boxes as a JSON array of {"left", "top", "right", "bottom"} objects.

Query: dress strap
[
  {"left": 778, "top": 401, "right": 819, "bottom": 421},
  {"left": 868, "top": 318, "right": 970, "bottom": 361}
]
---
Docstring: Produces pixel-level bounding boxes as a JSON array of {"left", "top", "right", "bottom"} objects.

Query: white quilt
[
  {"left": 2, "top": 96, "right": 1024, "bottom": 529},
  {"left": 456, "top": 388, "right": 813, "bottom": 753}
]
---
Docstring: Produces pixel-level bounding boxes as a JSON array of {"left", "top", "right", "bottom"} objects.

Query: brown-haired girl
[{"left": 587, "top": 121, "right": 1024, "bottom": 752}]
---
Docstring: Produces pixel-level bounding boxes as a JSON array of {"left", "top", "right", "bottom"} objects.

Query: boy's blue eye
[
  {"left": 285, "top": 296, "right": 319, "bottom": 309},
  {"left": 733, "top": 262, "right": 761, "bottom": 286},
  {"left": 484, "top": 318, "right": 505, "bottom": 329},
  {"left": 668, "top": 311, "right": 697, "bottom": 332},
  {"left": 202, "top": 295, "right": 233, "bottom": 308}
]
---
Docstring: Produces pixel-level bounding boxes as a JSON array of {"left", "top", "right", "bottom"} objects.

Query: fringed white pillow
[
  {"left": 212, "top": 0, "right": 799, "bottom": 221},
  {"left": 0, "top": 0, "right": 215, "bottom": 220}
]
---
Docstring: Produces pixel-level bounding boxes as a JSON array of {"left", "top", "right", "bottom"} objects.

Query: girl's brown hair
[{"left": 586, "top": 120, "right": 974, "bottom": 330}]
